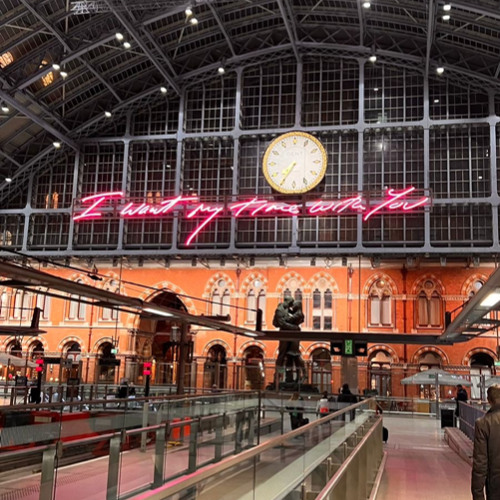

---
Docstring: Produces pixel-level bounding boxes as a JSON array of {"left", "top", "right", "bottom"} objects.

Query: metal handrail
[
  {"left": 133, "top": 397, "right": 376, "bottom": 500},
  {"left": 315, "top": 417, "right": 382, "bottom": 500}
]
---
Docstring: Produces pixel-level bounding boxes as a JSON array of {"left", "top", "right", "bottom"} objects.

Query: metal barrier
[
  {"left": 458, "top": 401, "right": 486, "bottom": 441},
  {"left": 0, "top": 394, "right": 383, "bottom": 500},
  {"left": 132, "top": 398, "right": 381, "bottom": 500}
]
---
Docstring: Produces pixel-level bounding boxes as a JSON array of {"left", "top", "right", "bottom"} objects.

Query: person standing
[
  {"left": 316, "top": 391, "right": 330, "bottom": 418},
  {"left": 287, "top": 392, "right": 304, "bottom": 430},
  {"left": 471, "top": 384, "right": 500, "bottom": 500},
  {"left": 455, "top": 383, "right": 468, "bottom": 417}
]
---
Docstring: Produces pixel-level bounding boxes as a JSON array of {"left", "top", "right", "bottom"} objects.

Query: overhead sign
[{"left": 73, "top": 187, "right": 430, "bottom": 246}]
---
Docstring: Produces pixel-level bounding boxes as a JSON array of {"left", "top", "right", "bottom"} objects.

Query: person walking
[{"left": 471, "top": 384, "right": 500, "bottom": 500}]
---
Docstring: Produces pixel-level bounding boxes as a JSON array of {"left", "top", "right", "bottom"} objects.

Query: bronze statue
[{"left": 273, "top": 298, "right": 306, "bottom": 384}]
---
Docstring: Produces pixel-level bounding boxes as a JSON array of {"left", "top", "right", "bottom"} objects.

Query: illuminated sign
[{"left": 73, "top": 187, "right": 429, "bottom": 246}]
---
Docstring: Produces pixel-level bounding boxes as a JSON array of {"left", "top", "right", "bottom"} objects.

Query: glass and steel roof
[{"left": 1, "top": 0, "right": 500, "bottom": 190}]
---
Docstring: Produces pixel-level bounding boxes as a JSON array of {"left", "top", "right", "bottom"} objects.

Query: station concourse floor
[{"left": 376, "top": 415, "right": 472, "bottom": 500}]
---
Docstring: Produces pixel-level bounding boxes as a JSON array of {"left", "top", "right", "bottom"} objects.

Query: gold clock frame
[{"left": 262, "top": 131, "right": 328, "bottom": 194}]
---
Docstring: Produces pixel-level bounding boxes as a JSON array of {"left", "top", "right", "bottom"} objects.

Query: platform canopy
[{"left": 401, "top": 368, "right": 472, "bottom": 387}]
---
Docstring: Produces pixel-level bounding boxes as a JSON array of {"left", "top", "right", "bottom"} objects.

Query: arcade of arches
[{"left": 0, "top": 261, "right": 498, "bottom": 397}]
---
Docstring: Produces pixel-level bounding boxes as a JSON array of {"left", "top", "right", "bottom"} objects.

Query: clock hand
[{"left": 280, "top": 161, "right": 296, "bottom": 186}]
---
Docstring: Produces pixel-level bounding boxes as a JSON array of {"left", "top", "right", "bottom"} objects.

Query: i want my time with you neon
[{"left": 73, "top": 187, "right": 429, "bottom": 246}]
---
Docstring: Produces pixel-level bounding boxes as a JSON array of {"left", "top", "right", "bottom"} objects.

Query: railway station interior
[{"left": 0, "top": 0, "right": 500, "bottom": 499}]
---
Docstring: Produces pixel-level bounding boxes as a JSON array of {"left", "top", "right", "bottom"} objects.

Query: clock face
[{"left": 263, "top": 132, "right": 327, "bottom": 194}]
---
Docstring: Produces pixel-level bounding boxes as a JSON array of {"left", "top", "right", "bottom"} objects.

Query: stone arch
[
  {"left": 306, "top": 272, "right": 340, "bottom": 295},
  {"left": 410, "top": 274, "right": 445, "bottom": 297},
  {"left": 410, "top": 346, "right": 449, "bottom": 365},
  {"left": 238, "top": 340, "right": 267, "bottom": 358},
  {"left": 363, "top": 273, "right": 398, "bottom": 295},
  {"left": 304, "top": 342, "right": 331, "bottom": 358},
  {"left": 276, "top": 272, "right": 307, "bottom": 295},
  {"left": 367, "top": 344, "right": 399, "bottom": 363},
  {"left": 202, "top": 339, "right": 232, "bottom": 359},
  {"left": 66, "top": 273, "right": 93, "bottom": 287},
  {"left": 57, "top": 336, "right": 87, "bottom": 354},
  {"left": 203, "top": 273, "right": 236, "bottom": 298},
  {"left": 240, "top": 272, "right": 268, "bottom": 295},
  {"left": 129, "top": 282, "right": 198, "bottom": 330},
  {"left": 0, "top": 336, "right": 20, "bottom": 351},
  {"left": 269, "top": 343, "right": 306, "bottom": 359},
  {"left": 461, "top": 274, "right": 490, "bottom": 297},
  {"left": 93, "top": 336, "right": 115, "bottom": 353},
  {"left": 98, "top": 272, "right": 126, "bottom": 293},
  {"left": 24, "top": 336, "right": 49, "bottom": 352},
  {"left": 463, "top": 347, "right": 497, "bottom": 365}
]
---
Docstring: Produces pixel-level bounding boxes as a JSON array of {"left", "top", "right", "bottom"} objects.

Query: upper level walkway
[
  {"left": 376, "top": 415, "right": 471, "bottom": 500},
  {"left": 0, "top": 395, "right": 476, "bottom": 500}
]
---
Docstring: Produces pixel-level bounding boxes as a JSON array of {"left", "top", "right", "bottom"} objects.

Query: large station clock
[{"left": 262, "top": 131, "right": 327, "bottom": 194}]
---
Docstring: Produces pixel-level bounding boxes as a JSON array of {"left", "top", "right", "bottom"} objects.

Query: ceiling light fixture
[
  {"left": 369, "top": 54, "right": 377, "bottom": 63},
  {"left": 218, "top": 66, "right": 225, "bottom": 74},
  {"left": 123, "top": 41, "right": 131, "bottom": 49},
  {"left": 5, "top": 177, "right": 12, "bottom": 183},
  {"left": 436, "top": 65, "right": 444, "bottom": 75},
  {"left": 442, "top": 14, "right": 450, "bottom": 21},
  {"left": 60, "top": 71, "right": 68, "bottom": 79},
  {"left": 53, "top": 141, "right": 61, "bottom": 149},
  {"left": 443, "top": 3, "right": 451, "bottom": 11},
  {"left": 115, "top": 32, "right": 124, "bottom": 41},
  {"left": 52, "top": 63, "right": 60, "bottom": 70},
  {"left": 185, "top": 7, "right": 193, "bottom": 16},
  {"left": 160, "top": 86, "right": 167, "bottom": 94},
  {"left": 434, "top": 98, "right": 440, "bottom": 103},
  {"left": 143, "top": 306, "right": 173, "bottom": 318},
  {"left": 190, "top": 17, "right": 198, "bottom": 25},
  {"left": 480, "top": 291, "right": 500, "bottom": 308},
  {"left": 104, "top": 111, "right": 112, "bottom": 118},
  {"left": 1, "top": 105, "right": 9, "bottom": 113},
  {"left": 362, "top": 1, "right": 371, "bottom": 8}
]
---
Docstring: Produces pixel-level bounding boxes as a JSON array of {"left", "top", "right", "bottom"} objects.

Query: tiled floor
[{"left": 376, "top": 415, "right": 472, "bottom": 500}]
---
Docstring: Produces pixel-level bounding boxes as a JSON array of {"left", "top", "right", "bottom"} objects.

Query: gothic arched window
[
  {"left": 416, "top": 280, "right": 443, "bottom": 328},
  {"left": 368, "top": 279, "right": 393, "bottom": 327},
  {"left": 211, "top": 279, "right": 231, "bottom": 317},
  {"left": 246, "top": 278, "right": 266, "bottom": 324}
]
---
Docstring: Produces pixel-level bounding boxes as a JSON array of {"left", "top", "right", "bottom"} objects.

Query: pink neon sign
[{"left": 73, "top": 187, "right": 429, "bottom": 246}]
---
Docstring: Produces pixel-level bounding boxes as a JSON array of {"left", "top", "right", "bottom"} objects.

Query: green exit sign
[
  {"left": 495, "top": 361, "right": 500, "bottom": 367},
  {"left": 344, "top": 339, "right": 354, "bottom": 356}
]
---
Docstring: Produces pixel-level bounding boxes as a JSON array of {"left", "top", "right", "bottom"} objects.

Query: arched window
[
  {"left": 37, "top": 291, "right": 51, "bottom": 320},
  {"left": 67, "top": 280, "right": 86, "bottom": 320},
  {"left": 101, "top": 280, "right": 119, "bottom": 321},
  {"left": 97, "top": 341, "right": 117, "bottom": 383},
  {"left": 7, "top": 340, "right": 22, "bottom": 357},
  {"left": 312, "top": 288, "right": 334, "bottom": 330},
  {"left": 211, "top": 279, "right": 231, "bottom": 316},
  {"left": 310, "top": 347, "right": 331, "bottom": 392},
  {"left": 13, "top": 290, "right": 32, "bottom": 320},
  {"left": 0, "top": 290, "right": 9, "bottom": 319},
  {"left": 243, "top": 345, "right": 265, "bottom": 390},
  {"left": 368, "top": 350, "right": 392, "bottom": 396},
  {"left": 246, "top": 278, "right": 266, "bottom": 324},
  {"left": 368, "top": 279, "right": 393, "bottom": 327},
  {"left": 416, "top": 280, "right": 443, "bottom": 328},
  {"left": 204, "top": 344, "right": 228, "bottom": 388},
  {"left": 468, "top": 280, "right": 484, "bottom": 298},
  {"left": 29, "top": 340, "right": 44, "bottom": 360},
  {"left": 281, "top": 276, "right": 304, "bottom": 326}
]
